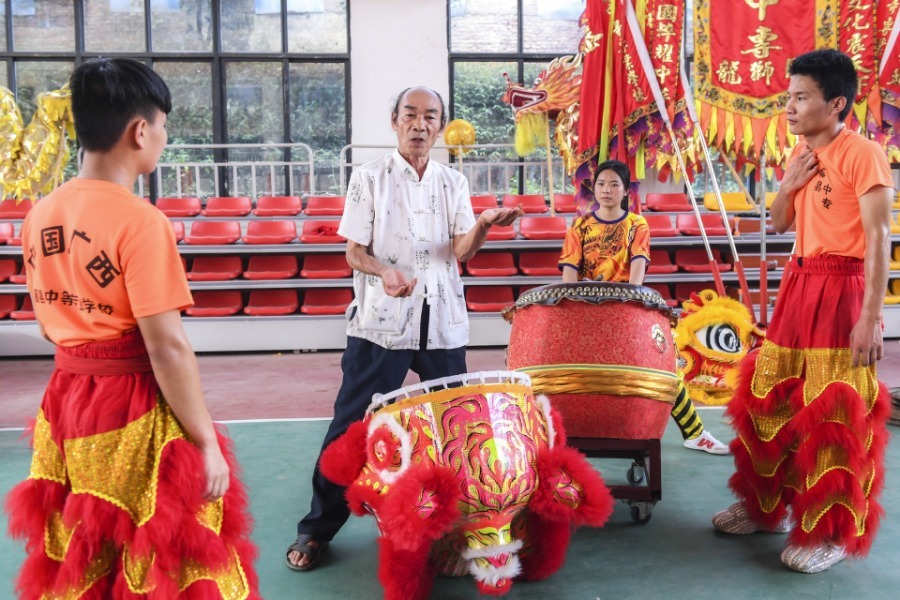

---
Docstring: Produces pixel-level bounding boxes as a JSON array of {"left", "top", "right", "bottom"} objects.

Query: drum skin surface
[{"left": 507, "top": 282, "right": 676, "bottom": 440}]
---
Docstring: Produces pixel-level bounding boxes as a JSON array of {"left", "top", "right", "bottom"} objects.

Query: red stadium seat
[
  {"left": 552, "top": 193, "right": 577, "bottom": 213},
  {"left": 734, "top": 216, "right": 775, "bottom": 235},
  {"left": 304, "top": 195, "right": 345, "bottom": 216},
  {"left": 645, "top": 215, "right": 678, "bottom": 237},
  {"left": 202, "top": 196, "right": 252, "bottom": 217},
  {"left": 170, "top": 220, "right": 185, "bottom": 242},
  {"left": 0, "top": 222, "right": 13, "bottom": 244},
  {"left": 675, "top": 213, "right": 733, "bottom": 236},
  {"left": 185, "top": 221, "right": 241, "bottom": 245},
  {"left": 10, "top": 295, "right": 35, "bottom": 320},
  {"left": 502, "top": 194, "right": 548, "bottom": 213},
  {"left": 244, "top": 255, "right": 299, "bottom": 280},
  {"left": 156, "top": 196, "right": 201, "bottom": 217},
  {"left": 519, "top": 216, "right": 567, "bottom": 240},
  {"left": 244, "top": 289, "right": 299, "bottom": 316},
  {"left": 0, "top": 259, "right": 16, "bottom": 283},
  {"left": 486, "top": 224, "right": 516, "bottom": 241},
  {"left": 675, "top": 248, "right": 732, "bottom": 273},
  {"left": 8, "top": 264, "right": 26, "bottom": 284},
  {"left": 674, "top": 282, "right": 712, "bottom": 304},
  {"left": 185, "top": 291, "right": 243, "bottom": 317},
  {"left": 301, "top": 288, "right": 353, "bottom": 315},
  {"left": 517, "top": 284, "right": 541, "bottom": 298},
  {"left": 466, "top": 286, "right": 515, "bottom": 312},
  {"left": 300, "top": 220, "right": 344, "bottom": 244},
  {"left": 470, "top": 195, "right": 499, "bottom": 215},
  {"left": 0, "top": 198, "right": 34, "bottom": 218},
  {"left": 0, "top": 294, "right": 16, "bottom": 319},
  {"left": 465, "top": 252, "right": 517, "bottom": 277},
  {"left": 242, "top": 220, "right": 297, "bottom": 244},
  {"left": 646, "top": 249, "right": 678, "bottom": 274},
  {"left": 186, "top": 256, "right": 243, "bottom": 281},
  {"left": 645, "top": 193, "right": 692, "bottom": 212},
  {"left": 646, "top": 283, "right": 678, "bottom": 307},
  {"left": 7, "top": 235, "right": 22, "bottom": 246},
  {"left": 519, "top": 251, "right": 561, "bottom": 276},
  {"left": 255, "top": 195, "right": 302, "bottom": 216},
  {"left": 300, "top": 254, "right": 352, "bottom": 279}
]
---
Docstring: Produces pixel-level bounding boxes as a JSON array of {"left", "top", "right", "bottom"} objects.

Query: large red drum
[{"left": 507, "top": 282, "right": 677, "bottom": 440}]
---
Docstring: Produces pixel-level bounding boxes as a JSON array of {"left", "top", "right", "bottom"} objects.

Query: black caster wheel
[
  {"left": 626, "top": 464, "right": 645, "bottom": 485},
  {"left": 630, "top": 504, "right": 652, "bottom": 524}
]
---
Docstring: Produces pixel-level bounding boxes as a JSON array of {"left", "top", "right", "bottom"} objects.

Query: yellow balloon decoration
[
  {"left": 0, "top": 85, "right": 75, "bottom": 202},
  {"left": 443, "top": 119, "right": 476, "bottom": 156}
]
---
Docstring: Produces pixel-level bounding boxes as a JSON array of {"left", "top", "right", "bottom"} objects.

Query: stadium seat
[
  {"left": 301, "top": 288, "right": 353, "bottom": 315},
  {"left": 0, "top": 294, "right": 16, "bottom": 319},
  {"left": 465, "top": 286, "right": 515, "bottom": 312},
  {"left": 255, "top": 195, "right": 302, "bottom": 216},
  {"left": 645, "top": 215, "right": 678, "bottom": 237},
  {"left": 0, "top": 259, "right": 16, "bottom": 283},
  {"left": 465, "top": 252, "right": 517, "bottom": 277},
  {"left": 486, "top": 224, "right": 517, "bottom": 241},
  {"left": 552, "top": 193, "right": 577, "bottom": 213},
  {"left": 737, "top": 253, "right": 790, "bottom": 270},
  {"left": 502, "top": 194, "right": 548, "bottom": 213},
  {"left": 675, "top": 213, "right": 732, "bottom": 236},
  {"left": 243, "top": 289, "right": 299, "bottom": 316},
  {"left": 300, "top": 254, "right": 352, "bottom": 279},
  {"left": 891, "top": 246, "right": 900, "bottom": 271},
  {"left": 156, "top": 196, "right": 201, "bottom": 217},
  {"left": 0, "top": 198, "right": 34, "bottom": 219},
  {"left": 202, "top": 196, "right": 252, "bottom": 217},
  {"left": 519, "top": 216, "right": 567, "bottom": 240},
  {"left": 10, "top": 295, "right": 35, "bottom": 320},
  {"left": 519, "top": 251, "right": 561, "bottom": 276},
  {"left": 892, "top": 213, "right": 900, "bottom": 235},
  {"left": 300, "top": 220, "right": 344, "bottom": 243},
  {"left": 242, "top": 220, "right": 297, "bottom": 244},
  {"left": 674, "top": 282, "right": 712, "bottom": 303},
  {"left": 244, "top": 255, "right": 299, "bottom": 280},
  {"left": 734, "top": 216, "right": 775, "bottom": 235},
  {"left": 8, "top": 264, "right": 26, "bottom": 284},
  {"left": 765, "top": 192, "right": 777, "bottom": 208},
  {"left": 170, "top": 220, "right": 184, "bottom": 242},
  {"left": 645, "top": 193, "right": 691, "bottom": 212},
  {"left": 185, "top": 221, "right": 241, "bottom": 245},
  {"left": 185, "top": 291, "right": 243, "bottom": 317},
  {"left": 703, "top": 192, "right": 754, "bottom": 212},
  {"left": 7, "top": 235, "right": 22, "bottom": 246},
  {"left": 470, "top": 195, "right": 499, "bottom": 215},
  {"left": 0, "top": 222, "right": 13, "bottom": 244},
  {"left": 517, "top": 284, "right": 541, "bottom": 298},
  {"left": 646, "top": 249, "right": 678, "bottom": 274},
  {"left": 675, "top": 248, "right": 733, "bottom": 273},
  {"left": 186, "top": 256, "right": 243, "bottom": 281},
  {"left": 304, "top": 195, "right": 345, "bottom": 216},
  {"left": 646, "top": 283, "right": 678, "bottom": 307}
]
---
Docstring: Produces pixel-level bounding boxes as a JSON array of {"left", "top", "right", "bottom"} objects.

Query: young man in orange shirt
[
  {"left": 713, "top": 49, "right": 895, "bottom": 573},
  {"left": 5, "top": 58, "right": 259, "bottom": 597}
]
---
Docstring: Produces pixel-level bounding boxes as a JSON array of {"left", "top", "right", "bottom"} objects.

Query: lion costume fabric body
[
  {"left": 675, "top": 290, "right": 765, "bottom": 406},
  {"left": 319, "top": 375, "right": 613, "bottom": 600}
]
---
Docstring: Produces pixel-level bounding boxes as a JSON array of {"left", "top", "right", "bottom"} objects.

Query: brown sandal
[{"left": 285, "top": 533, "right": 329, "bottom": 572}]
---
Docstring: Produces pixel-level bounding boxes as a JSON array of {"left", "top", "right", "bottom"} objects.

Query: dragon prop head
[
  {"left": 501, "top": 54, "right": 582, "bottom": 156},
  {"left": 674, "top": 290, "right": 765, "bottom": 406}
]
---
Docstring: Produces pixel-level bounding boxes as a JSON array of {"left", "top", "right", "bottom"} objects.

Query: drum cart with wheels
[{"left": 568, "top": 437, "right": 661, "bottom": 524}]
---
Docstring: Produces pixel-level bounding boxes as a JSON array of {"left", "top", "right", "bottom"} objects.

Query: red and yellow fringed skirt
[
  {"left": 4, "top": 330, "right": 259, "bottom": 599},
  {"left": 727, "top": 255, "right": 891, "bottom": 555}
]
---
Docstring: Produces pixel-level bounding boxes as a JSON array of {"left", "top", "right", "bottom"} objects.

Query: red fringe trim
[
  {"left": 377, "top": 537, "right": 436, "bottom": 600},
  {"left": 319, "top": 419, "right": 369, "bottom": 487},
  {"left": 531, "top": 446, "right": 614, "bottom": 527},
  {"left": 515, "top": 513, "right": 572, "bottom": 582}
]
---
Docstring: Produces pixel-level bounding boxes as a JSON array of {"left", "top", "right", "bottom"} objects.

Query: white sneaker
[{"left": 683, "top": 430, "right": 730, "bottom": 455}]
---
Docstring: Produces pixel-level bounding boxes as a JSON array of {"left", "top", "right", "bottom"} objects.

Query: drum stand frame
[{"left": 567, "top": 437, "right": 661, "bottom": 524}]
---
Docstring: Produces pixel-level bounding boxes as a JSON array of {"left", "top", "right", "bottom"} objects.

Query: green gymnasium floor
[{"left": 2, "top": 412, "right": 898, "bottom": 600}]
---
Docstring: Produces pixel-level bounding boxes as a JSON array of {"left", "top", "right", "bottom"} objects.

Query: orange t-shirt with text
[
  {"left": 22, "top": 179, "right": 193, "bottom": 346},
  {"left": 792, "top": 128, "right": 894, "bottom": 259}
]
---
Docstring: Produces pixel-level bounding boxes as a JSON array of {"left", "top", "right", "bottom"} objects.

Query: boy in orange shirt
[
  {"left": 5, "top": 58, "right": 259, "bottom": 597},
  {"left": 713, "top": 49, "right": 895, "bottom": 573},
  {"left": 559, "top": 159, "right": 729, "bottom": 455}
]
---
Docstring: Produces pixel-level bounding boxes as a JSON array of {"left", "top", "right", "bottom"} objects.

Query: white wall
[{"left": 349, "top": 0, "right": 450, "bottom": 164}]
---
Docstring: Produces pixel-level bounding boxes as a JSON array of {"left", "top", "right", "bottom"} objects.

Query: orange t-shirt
[
  {"left": 792, "top": 128, "right": 894, "bottom": 259},
  {"left": 558, "top": 211, "right": 650, "bottom": 282},
  {"left": 22, "top": 179, "right": 193, "bottom": 346}
]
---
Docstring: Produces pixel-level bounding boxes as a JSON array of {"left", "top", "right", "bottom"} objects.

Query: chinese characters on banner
[
  {"left": 694, "top": 0, "right": 899, "bottom": 171},
  {"left": 876, "top": 0, "right": 900, "bottom": 162}
]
